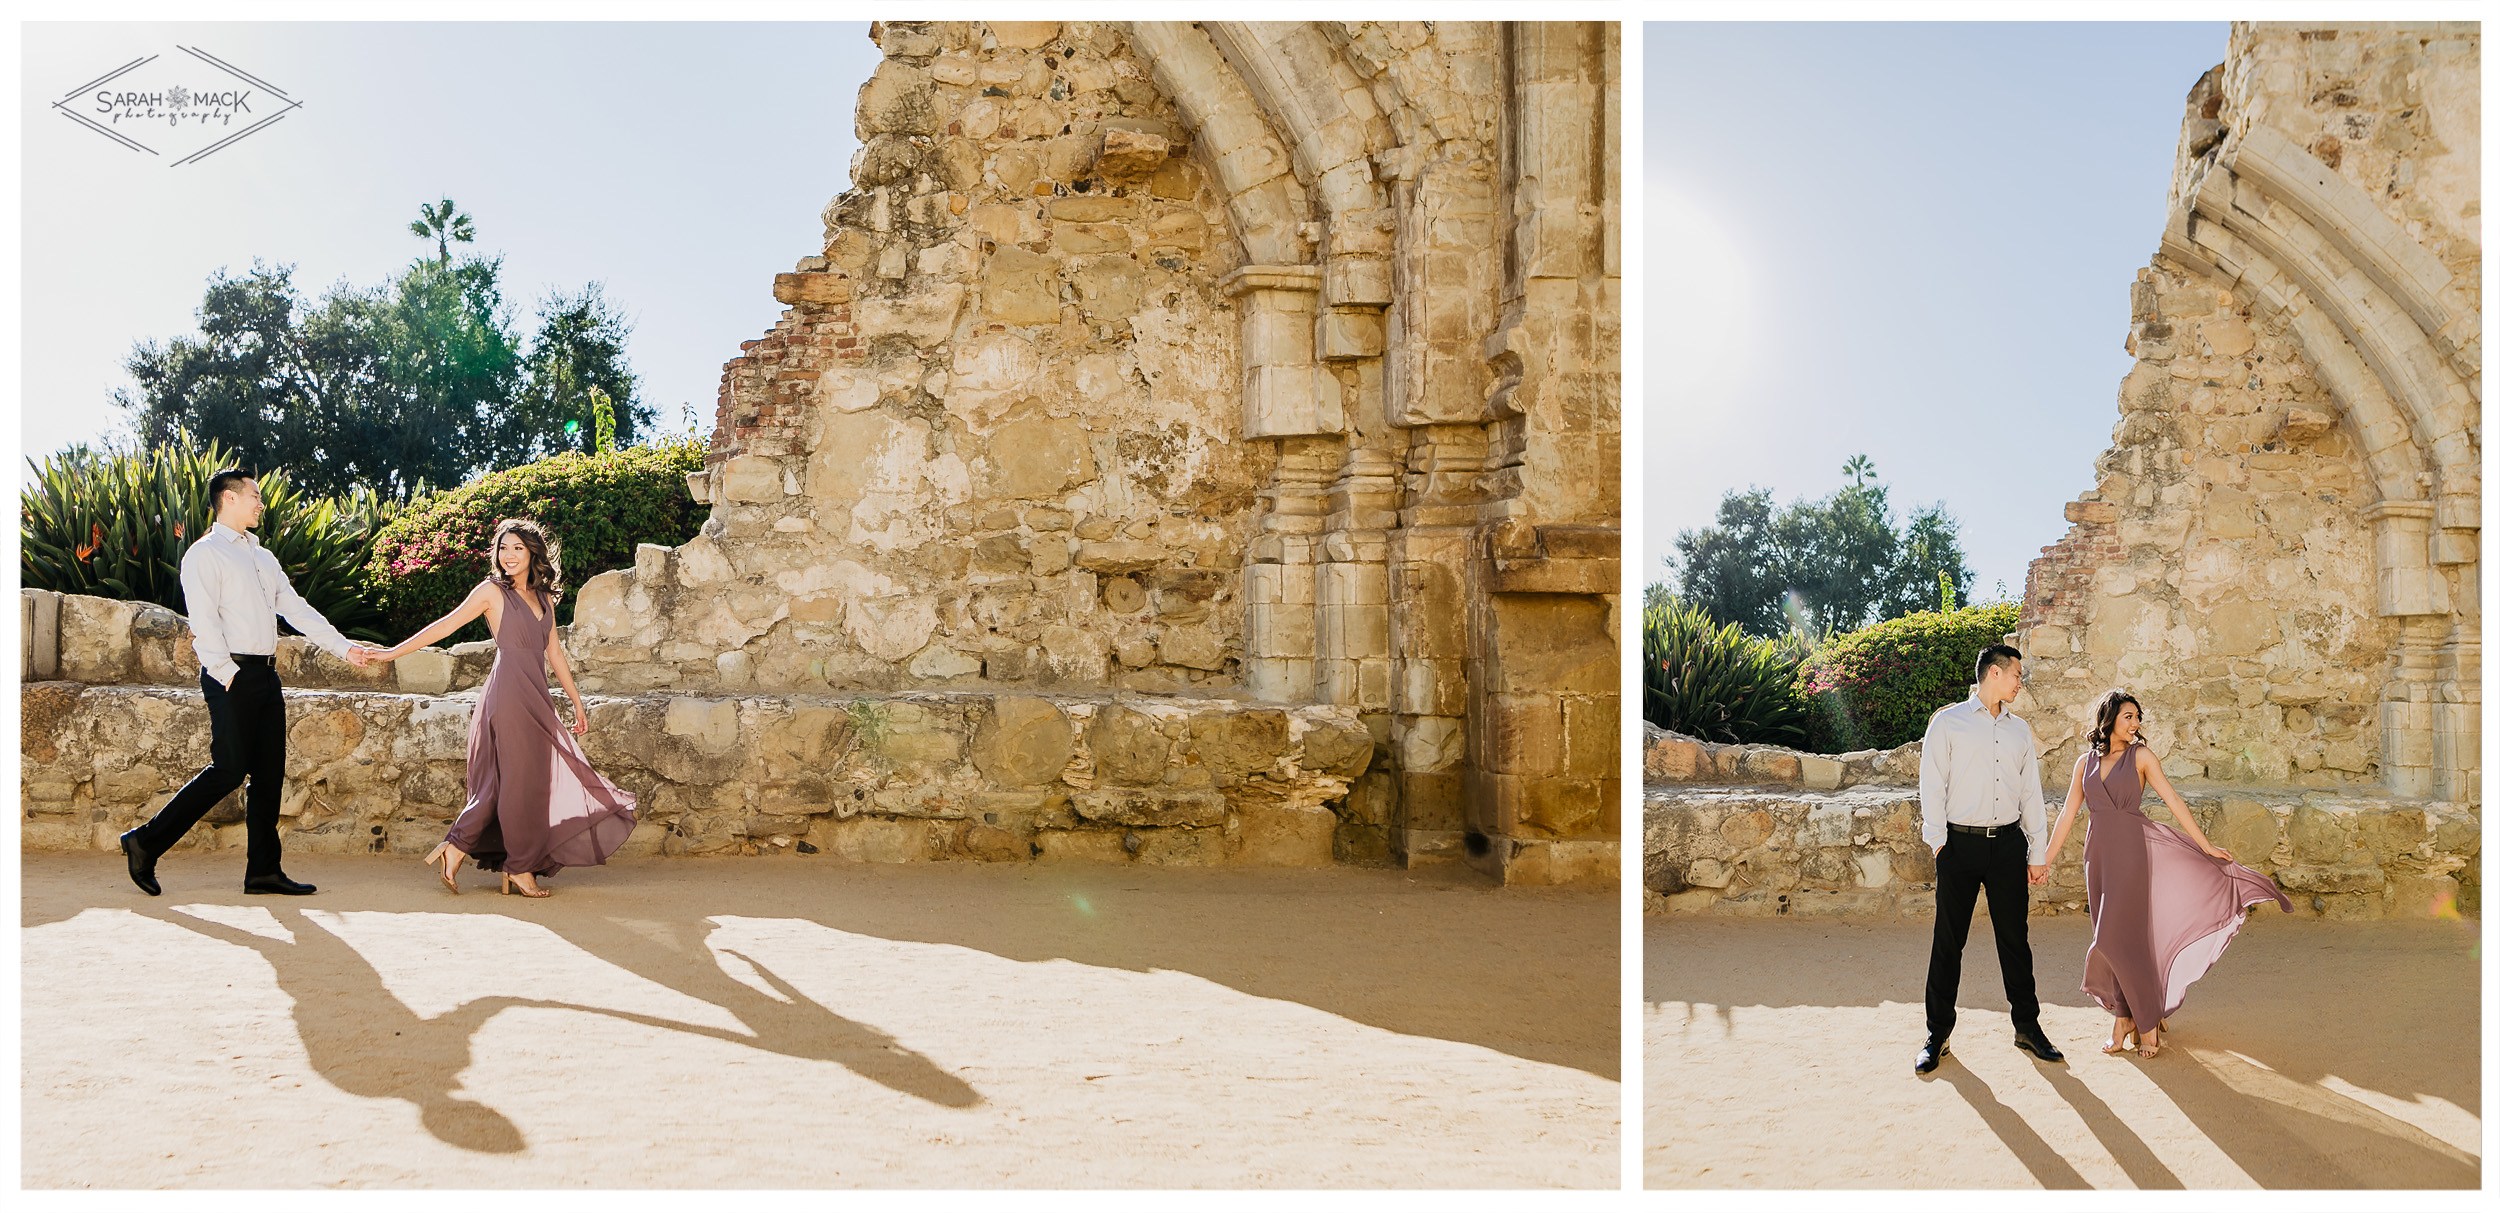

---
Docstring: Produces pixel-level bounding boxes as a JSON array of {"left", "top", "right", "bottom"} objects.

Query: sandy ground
[
  {"left": 23, "top": 852, "right": 1619, "bottom": 1188},
  {"left": 1644, "top": 914, "right": 2481, "bottom": 1189}
]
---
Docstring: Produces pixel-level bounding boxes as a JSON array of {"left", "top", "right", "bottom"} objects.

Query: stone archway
[{"left": 2022, "top": 23, "right": 2478, "bottom": 805}]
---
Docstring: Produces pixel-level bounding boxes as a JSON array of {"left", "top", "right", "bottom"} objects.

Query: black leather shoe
[
  {"left": 2014, "top": 1025, "right": 2065, "bottom": 1063},
  {"left": 243, "top": 873, "right": 317, "bottom": 896},
  {"left": 119, "top": 830, "right": 160, "bottom": 897},
  {"left": 1915, "top": 1037, "right": 1950, "bottom": 1075}
]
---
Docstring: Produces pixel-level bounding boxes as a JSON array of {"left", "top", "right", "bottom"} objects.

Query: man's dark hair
[
  {"left": 1974, "top": 643, "right": 2023, "bottom": 685},
  {"left": 207, "top": 468, "right": 258, "bottom": 512}
]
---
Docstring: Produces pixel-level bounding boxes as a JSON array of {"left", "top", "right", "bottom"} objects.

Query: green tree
[
  {"left": 510, "top": 284, "right": 649, "bottom": 459},
  {"left": 1667, "top": 487, "right": 1796, "bottom": 638},
  {"left": 1773, "top": 471, "right": 1898, "bottom": 634},
  {"left": 118, "top": 207, "right": 648, "bottom": 499},
  {"left": 1884, "top": 503, "right": 1973, "bottom": 620},
  {"left": 1670, "top": 456, "right": 1975, "bottom": 641},
  {"left": 408, "top": 197, "right": 476, "bottom": 265}
]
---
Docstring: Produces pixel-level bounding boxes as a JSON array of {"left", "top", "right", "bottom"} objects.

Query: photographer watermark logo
[{"left": 55, "top": 46, "right": 302, "bottom": 166}]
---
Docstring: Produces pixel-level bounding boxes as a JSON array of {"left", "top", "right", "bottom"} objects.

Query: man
[
  {"left": 119, "top": 468, "right": 384, "bottom": 896},
  {"left": 1913, "top": 643, "right": 2063, "bottom": 1074}
]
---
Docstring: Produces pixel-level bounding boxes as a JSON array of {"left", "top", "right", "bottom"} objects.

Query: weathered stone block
[
  {"left": 717, "top": 456, "right": 787, "bottom": 503},
  {"left": 1738, "top": 748, "right": 1803, "bottom": 784},
  {"left": 1071, "top": 788, "right": 1226, "bottom": 829},
  {"left": 971, "top": 696, "right": 1074, "bottom": 787},
  {"left": 1189, "top": 710, "right": 1289, "bottom": 785},
  {"left": 2274, "top": 863, "right": 2387, "bottom": 894},
  {"left": 1093, "top": 127, "right": 1169, "bottom": 181},
  {"left": 1032, "top": 829, "right": 1131, "bottom": 864}
]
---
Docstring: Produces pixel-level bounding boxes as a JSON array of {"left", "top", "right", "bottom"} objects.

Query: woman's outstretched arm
[
  {"left": 2035, "top": 753, "right": 2089, "bottom": 884},
  {"left": 380, "top": 582, "right": 496, "bottom": 662}
]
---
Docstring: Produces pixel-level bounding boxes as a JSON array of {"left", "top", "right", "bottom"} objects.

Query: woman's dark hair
[
  {"left": 2087, "top": 689, "right": 2145, "bottom": 755},
  {"left": 488, "top": 519, "right": 563, "bottom": 608}
]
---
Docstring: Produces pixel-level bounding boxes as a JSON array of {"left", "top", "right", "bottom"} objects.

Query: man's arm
[
  {"left": 1918, "top": 710, "right": 1951, "bottom": 854},
  {"left": 181, "top": 546, "right": 238, "bottom": 688},
  {"left": 265, "top": 551, "right": 359, "bottom": 663},
  {"left": 2021, "top": 727, "right": 2051, "bottom": 864}
]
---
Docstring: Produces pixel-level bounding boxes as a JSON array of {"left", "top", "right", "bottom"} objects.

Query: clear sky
[
  {"left": 21, "top": 21, "right": 882, "bottom": 467},
  {"left": 1644, "top": 20, "right": 2231, "bottom": 605}
]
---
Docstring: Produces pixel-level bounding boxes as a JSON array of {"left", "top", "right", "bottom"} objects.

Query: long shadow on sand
[
  {"left": 1646, "top": 915, "right": 2478, "bottom": 1189},
  {"left": 33, "top": 852, "right": 1618, "bottom": 1113},
  {"left": 535, "top": 862, "right": 1620, "bottom": 1079},
  {"left": 136, "top": 901, "right": 982, "bottom": 1153}
]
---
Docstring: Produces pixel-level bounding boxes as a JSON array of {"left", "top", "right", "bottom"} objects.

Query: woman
[
  {"left": 2040, "top": 690, "right": 2290, "bottom": 1057},
  {"left": 382, "top": 519, "right": 636, "bottom": 897}
]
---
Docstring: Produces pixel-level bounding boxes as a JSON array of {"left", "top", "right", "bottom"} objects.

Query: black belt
[
  {"left": 1948, "top": 822, "right": 2020, "bottom": 838},
  {"left": 233, "top": 653, "right": 275, "bottom": 667}
]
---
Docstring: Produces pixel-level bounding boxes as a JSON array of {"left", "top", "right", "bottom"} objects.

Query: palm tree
[
  {"left": 408, "top": 198, "right": 476, "bottom": 265},
  {"left": 1842, "top": 453, "right": 1875, "bottom": 488}
]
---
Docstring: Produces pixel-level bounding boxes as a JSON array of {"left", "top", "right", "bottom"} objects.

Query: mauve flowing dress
[
  {"left": 2080, "top": 745, "right": 2289, "bottom": 1026},
  {"left": 443, "top": 579, "right": 637, "bottom": 877}
]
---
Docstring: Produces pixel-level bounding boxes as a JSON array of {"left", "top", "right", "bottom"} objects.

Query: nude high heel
[
  {"left": 2138, "top": 1020, "right": 2167, "bottom": 1058},
  {"left": 422, "top": 842, "right": 465, "bottom": 894},
  {"left": 501, "top": 872, "right": 552, "bottom": 898},
  {"left": 2102, "top": 1018, "right": 2138, "bottom": 1055}
]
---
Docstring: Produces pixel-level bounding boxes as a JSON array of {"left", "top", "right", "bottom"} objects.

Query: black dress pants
[
  {"left": 1925, "top": 826, "right": 2040, "bottom": 1041},
  {"left": 132, "top": 663, "right": 289, "bottom": 878}
]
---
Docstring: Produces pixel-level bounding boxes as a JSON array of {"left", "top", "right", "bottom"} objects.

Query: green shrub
[
  {"left": 367, "top": 439, "right": 708, "bottom": 644},
  {"left": 1796, "top": 601, "right": 2022, "bottom": 752},
  {"left": 1642, "top": 594, "right": 1811, "bottom": 746},
  {"left": 20, "top": 432, "right": 394, "bottom": 641}
]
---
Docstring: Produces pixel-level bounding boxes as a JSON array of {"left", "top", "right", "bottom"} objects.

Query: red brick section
[
  {"left": 709, "top": 297, "right": 861, "bottom": 466},
  {"left": 2020, "top": 501, "right": 2123, "bottom": 634}
]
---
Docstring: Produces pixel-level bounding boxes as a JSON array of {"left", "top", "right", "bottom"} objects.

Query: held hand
[
  {"left": 344, "top": 646, "right": 371, "bottom": 669},
  {"left": 2027, "top": 864, "right": 2049, "bottom": 885}
]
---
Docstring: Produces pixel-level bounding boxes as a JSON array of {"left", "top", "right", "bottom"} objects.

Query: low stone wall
[
  {"left": 21, "top": 681, "right": 1378, "bottom": 868},
  {"left": 1643, "top": 783, "right": 2478, "bottom": 921},
  {"left": 1641, "top": 723, "right": 1918, "bottom": 790},
  {"left": 23, "top": 589, "right": 488, "bottom": 695}
]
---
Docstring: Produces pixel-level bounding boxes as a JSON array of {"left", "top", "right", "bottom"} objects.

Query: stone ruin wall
[
  {"left": 2022, "top": 22, "right": 2480, "bottom": 805},
  {"left": 565, "top": 21, "right": 1623, "bottom": 883},
  {"left": 579, "top": 22, "right": 1269, "bottom": 699},
  {"left": 23, "top": 22, "right": 1622, "bottom": 885}
]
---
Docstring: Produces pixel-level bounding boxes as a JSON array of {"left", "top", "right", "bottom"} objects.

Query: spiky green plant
[
  {"left": 20, "top": 432, "right": 393, "bottom": 640},
  {"left": 1641, "top": 594, "right": 1811, "bottom": 746}
]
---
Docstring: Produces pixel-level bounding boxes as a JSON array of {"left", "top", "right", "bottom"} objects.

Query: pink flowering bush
[{"left": 366, "top": 439, "right": 707, "bottom": 644}]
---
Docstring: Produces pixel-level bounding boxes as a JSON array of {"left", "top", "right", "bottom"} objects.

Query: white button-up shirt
[
  {"left": 1918, "top": 694, "right": 2049, "bottom": 863},
  {"left": 181, "top": 522, "right": 353, "bottom": 688}
]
